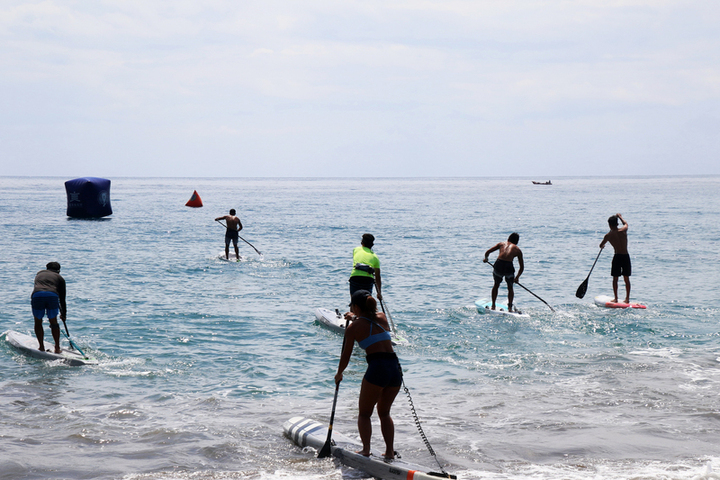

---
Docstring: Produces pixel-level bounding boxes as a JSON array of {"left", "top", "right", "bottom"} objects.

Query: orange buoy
[{"left": 185, "top": 190, "right": 203, "bottom": 208}]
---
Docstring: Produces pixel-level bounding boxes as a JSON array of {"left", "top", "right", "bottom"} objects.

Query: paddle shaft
[
  {"left": 375, "top": 279, "right": 398, "bottom": 334},
  {"left": 486, "top": 260, "right": 555, "bottom": 312},
  {"left": 318, "top": 317, "right": 351, "bottom": 458},
  {"left": 216, "top": 220, "right": 262, "bottom": 255},
  {"left": 576, "top": 248, "right": 603, "bottom": 298},
  {"left": 61, "top": 318, "right": 89, "bottom": 359},
  {"left": 586, "top": 248, "right": 603, "bottom": 279}
]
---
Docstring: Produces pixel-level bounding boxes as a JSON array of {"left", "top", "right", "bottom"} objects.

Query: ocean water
[{"left": 0, "top": 176, "right": 719, "bottom": 480}]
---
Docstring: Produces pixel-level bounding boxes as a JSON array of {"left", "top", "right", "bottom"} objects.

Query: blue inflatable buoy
[{"left": 65, "top": 177, "right": 113, "bottom": 218}]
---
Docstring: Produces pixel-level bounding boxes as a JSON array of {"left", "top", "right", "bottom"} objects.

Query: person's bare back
[
  {"left": 496, "top": 241, "right": 522, "bottom": 262},
  {"left": 600, "top": 214, "right": 628, "bottom": 254}
]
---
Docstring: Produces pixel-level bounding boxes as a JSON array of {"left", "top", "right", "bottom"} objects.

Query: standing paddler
[
  {"left": 483, "top": 232, "right": 524, "bottom": 312},
  {"left": 335, "top": 290, "right": 402, "bottom": 459},
  {"left": 349, "top": 233, "right": 382, "bottom": 300},
  {"left": 600, "top": 213, "right": 632, "bottom": 303},
  {"left": 215, "top": 209, "right": 243, "bottom": 261},
  {"left": 31, "top": 262, "right": 67, "bottom": 353}
]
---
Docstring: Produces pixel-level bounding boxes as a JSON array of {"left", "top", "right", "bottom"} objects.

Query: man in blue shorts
[
  {"left": 600, "top": 213, "right": 631, "bottom": 303},
  {"left": 31, "top": 262, "right": 67, "bottom": 353},
  {"left": 483, "top": 233, "right": 524, "bottom": 312}
]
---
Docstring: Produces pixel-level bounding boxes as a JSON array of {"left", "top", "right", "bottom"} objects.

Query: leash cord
[{"left": 401, "top": 378, "right": 450, "bottom": 477}]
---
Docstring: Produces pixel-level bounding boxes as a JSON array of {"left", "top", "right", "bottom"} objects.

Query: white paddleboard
[
  {"left": 475, "top": 298, "right": 529, "bottom": 317},
  {"left": 594, "top": 295, "right": 647, "bottom": 309},
  {"left": 283, "top": 416, "right": 456, "bottom": 480},
  {"left": 4, "top": 330, "right": 97, "bottom": 366},
  {"left": 314, "top": 308, "right": 409, "bottom": 345},
  {"left": 218, "top": 252, "right": 246, "bottom": 262}
]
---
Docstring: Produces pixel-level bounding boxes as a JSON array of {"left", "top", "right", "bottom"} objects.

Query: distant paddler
[
  {"left": 349, "top": 233, "right": 382, "bottom": 300},
  {"left": 215, "top": 209, "right": 243, "bottom": 261},
  {"left": 483, "top": 232, "right": 524, "bottom": 312},
  {"left": 31, "top": 262, "right": 67, "bottom": 353}
]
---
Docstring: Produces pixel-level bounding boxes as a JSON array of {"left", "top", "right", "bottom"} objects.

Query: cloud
[{"left": 0, "top": 0, "right": 719, "bottom": 176}]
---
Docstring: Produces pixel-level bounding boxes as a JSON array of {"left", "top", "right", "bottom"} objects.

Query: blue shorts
[
  {"left": 31, "top": 291, "right": 60, "bottom": 319},
  {"left": 364, "top": 352, "right": 402, "bottom": 388}
]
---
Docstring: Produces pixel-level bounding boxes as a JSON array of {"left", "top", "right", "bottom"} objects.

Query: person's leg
[
  {"left": 357, "top": 379, "right": 383, "bottom": 456},
  {"left": 491, "top": 276, "right": 501, "bottom": 309},
  {"left": 507, "top": 277, "right": 515, "bottom": 311},
  {"left": 34, "top": 317, "right": 45, "bottom": 351},
  {"left": 376, "top": 385, "right": 401, "bottom": 458},
  {"left": 49, "top": 318, "right": 61, "bottom": 353},
  {"left": 233, "top": 239, "right": 240, "bottom": 260},
  {"left": 612, "top": 276, "right": 619, "bottom": 303},
  {"left": 623, "top": 275, "right": 631, "bottom": 303}
]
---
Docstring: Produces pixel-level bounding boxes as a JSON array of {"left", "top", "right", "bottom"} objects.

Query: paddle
[
  {"left": 318, "top": 316, "right": 350, "bottom": 459},
  {"left": 575, "top": 249, "right": 602, "bottom": 299},
  {"left": 215, "top": 220, "right": 262, "bottom": 256},
  {"left": 375, "top": 280, "right": 398, "bottom": 335},
  {"left": 515, "top": 281, "right": 555, "bottom": 312},
  {"left": 486, "top": 261, "right": 555, "bottom": 312},
  {"left": 61, "top": 318, "right": 89, "bottom": 359}
]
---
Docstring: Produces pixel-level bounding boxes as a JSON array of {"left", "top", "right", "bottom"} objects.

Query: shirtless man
[
  {"left": 483, "top": 233, "right": 524, "bottom": 312},
  {"left": 600, "top": 213, "right": 631, "bottom": 303},
  {"left": 215, "top": 209, "right": 243, "bottom": 260}
]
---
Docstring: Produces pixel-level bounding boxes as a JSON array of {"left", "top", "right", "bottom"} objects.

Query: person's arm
[
  {"left": 600, "top": 233, "right": 609, "bottom": 249},
  {"left": 334, "top": 327, "right": 355, "bottom": 385},
  {"left": 374, "top": 269, "right": 382, "bottom": 300},
  {"left": 484, "top": 243, "right": 500, "bottom": 262},
  {"left": 515, "top": 251, "right": 524, "bottom": 283},
  {"left": 215, "top": 215, "right": 226, "bottom": 222},
  {"left": 617, "top": 214, "right": 628, "bottom": 232},
  {"left": 237, "top": 219, "right": 243, "bottom": 232}
]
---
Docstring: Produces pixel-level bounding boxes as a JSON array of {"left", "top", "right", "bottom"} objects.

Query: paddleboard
[
  {"left": 4, "top": 330, "right": 97, "bottom": 366},
  {"left": 594, "top": 295, "right": 647, "bottom": 309},
  {"left": 475, "top": 298, "right": 529, "bottom": 317},
  {"left": 218, "top": 252, "right": 246, "bottom": 262},
  {"left": 283, "top": 416, "right": 456, "bottom": 480},
  {"left": 314, "top": 308, "right": 409, "bottom": 345}
]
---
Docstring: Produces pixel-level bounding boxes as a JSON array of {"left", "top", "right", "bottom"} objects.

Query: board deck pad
[
  {"left": 4, "top": 330, "right": 97, "bottom": 366},
  {"left": 283, "top": 416, "right": 455, "bottom": 480},
  {"left": 594, "top": 295, "right": 647, "bottom": 309},
  {"left": 475, "top": 298, "right": 529, "bottom": 317}
]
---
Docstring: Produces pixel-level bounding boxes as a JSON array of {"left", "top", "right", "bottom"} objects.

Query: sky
[{"left": 1, "top": 0, "right": 719, "bottom": 178}]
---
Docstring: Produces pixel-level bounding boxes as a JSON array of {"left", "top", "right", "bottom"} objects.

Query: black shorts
[
  {"left": 611, "top": 254, "right": 632, "bottom": 277},
  {"left": 225, "top": 230, "right": 239, "bottom": 247},
  {"left": 349, "top": 276, "right": 375, "bottom": 296},
  {"left": 493, "top": 259, "right": 515, "bottom": 282},
  {"left": 364, "top": 352, "right": 402, "bottom": 388}
]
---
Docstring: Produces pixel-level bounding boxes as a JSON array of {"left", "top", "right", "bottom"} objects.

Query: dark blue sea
[{"left": 1, "top": 176, "right": 719, "bottom": 480}]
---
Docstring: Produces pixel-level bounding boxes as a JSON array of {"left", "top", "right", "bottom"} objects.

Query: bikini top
[{"left": 357, "top": 316, "right": 392, "bottom": 350}]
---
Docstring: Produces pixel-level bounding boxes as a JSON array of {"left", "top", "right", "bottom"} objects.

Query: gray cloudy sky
[{"left": 1, "top": 1, "right": 719, "bottom": 177}]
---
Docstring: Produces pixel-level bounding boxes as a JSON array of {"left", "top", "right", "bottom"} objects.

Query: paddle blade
[
  {"left": 317, "top": 439, "right": 332, "bottom": 458},
  {"left": 575, "top": 278, "right": 588, "bottom": 299}
]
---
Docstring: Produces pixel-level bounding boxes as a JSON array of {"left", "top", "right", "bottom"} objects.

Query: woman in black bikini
[{"left": 335, "top": 290, "right": 402, "bottom": 458}]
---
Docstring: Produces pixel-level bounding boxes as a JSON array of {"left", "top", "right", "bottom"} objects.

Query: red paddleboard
[{"left": 594, "top": 295, "right": 646, "bottom": 309}]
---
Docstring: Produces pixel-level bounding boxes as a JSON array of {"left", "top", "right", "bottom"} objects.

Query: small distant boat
[{"left": 532, "top": 180, "right": 552, "bottom": 185}]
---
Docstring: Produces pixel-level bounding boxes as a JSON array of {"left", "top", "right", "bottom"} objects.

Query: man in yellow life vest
[{"left": 349, "top": 233, "right": 382, "bottom": 300}]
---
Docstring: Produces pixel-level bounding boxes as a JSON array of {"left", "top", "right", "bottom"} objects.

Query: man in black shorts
[
  {"left": 215, "top": 209, "right": 243, "bottom": 260},
  {"left": 483, "top": 233, "right": 524, "bottom": 312},
  {"left": 600, "top": 213, "right": 631, "bottom": 303}
]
